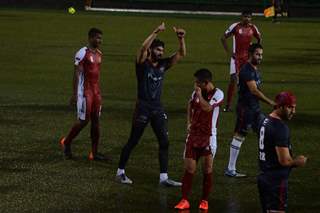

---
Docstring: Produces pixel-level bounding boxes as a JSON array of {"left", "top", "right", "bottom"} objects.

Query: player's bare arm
[
  {"left": 136, "top": 22, "right": 165, "bottom": 64},
  {"left": 221, "top": 33, "right": 235, "bottom": 59},
  {"left": 275, "top": 147, "right": 307, "bottom": 167},
  {"left": 167, "top": 27, "right": 186, "bottom": 67},
  {"left": 195, "top": 86, "right": 213, "bottom": 112},
  {"left": 70, "top": 64, "right": 83, "bottom": 105},
  {"left": 246, "top": 80, "right": 275, "bottom": 106}
]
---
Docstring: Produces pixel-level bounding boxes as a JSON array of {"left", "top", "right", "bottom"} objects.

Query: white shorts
[
  {"left": 77, "top": 95, "right": 86, "bottom": 121},
  {"left": 209, "top": 135, "right": 217, "bottom": 159},
  {"left": 230, "top": 57, "right": 236, "bottom": 75}
]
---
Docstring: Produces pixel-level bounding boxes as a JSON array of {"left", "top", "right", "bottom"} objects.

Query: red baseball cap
[{"left": 275, "top": 91, "right": 296, "bottom": 107}]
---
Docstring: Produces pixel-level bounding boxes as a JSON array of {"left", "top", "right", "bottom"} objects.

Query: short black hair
[
  {"left": 194, "top": 68, "right": 212, "bottom": 83},
  {"left": 150, "top": 39, "right": 165, "bottom": 49},
  {"left": 242, "top": 10, "right": 252, "bottom": 16},
  {"left": 248, "top": 43, "right": 263, "bottom": 55},
  {"left": 88, "top": 28, "right": 103, "bottom": 38}
]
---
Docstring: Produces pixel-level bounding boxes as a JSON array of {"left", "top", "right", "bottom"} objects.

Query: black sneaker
[{"left": 59, "top": 137, "right": 72, "bottom": 160}]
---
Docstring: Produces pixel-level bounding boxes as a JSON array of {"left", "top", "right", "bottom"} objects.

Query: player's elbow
[
  {"left": 250, "top": 89, "right": 260, "bottom": 97},
  {"left": 278, "top": 158, "right": 292, "bottom": 167},
  {"left": 140, "top": 45, "right": 148, "bottom": 53}
]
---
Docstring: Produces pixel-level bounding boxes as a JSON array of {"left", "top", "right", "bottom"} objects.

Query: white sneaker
[
  {"left": 159, "top": 178, "right": 182, "bottom": 187},
  {"left": 224, "top": 169, "right": 247, "bottom": 178},
  {"left": 115, "top": 174, "right": 133, "bottom": 184},
  {"left": 84, "top": 6, "right": 91, "bottom": 11}
]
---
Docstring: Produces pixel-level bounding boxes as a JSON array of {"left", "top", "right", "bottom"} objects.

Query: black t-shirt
[
  {"left": 136, "top": 58, "right": 170, "bottom": 104},
  {"left": 238, "top": 63, "right": 262, "bottom": 111},
  {"left": 258, "top": 116, "right": 292, "bottom": 177}
]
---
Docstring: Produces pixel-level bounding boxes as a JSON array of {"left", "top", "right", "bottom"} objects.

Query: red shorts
[
  {"left": 184, "top": 135, "right": 217, "bottom": 160},
  {"left": 235, "top": 58, "right": 247, "bottom": 73},
  {"left": 230, "top": 57, "right": 247, "bottom": 74},
  {"left": 77, "top": 94, "right": 102, "bottom": 120}
]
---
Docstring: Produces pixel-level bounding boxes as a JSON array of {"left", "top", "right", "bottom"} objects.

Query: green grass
[{"left": 0, "top": 9, "right": 319, "bottom": 212}]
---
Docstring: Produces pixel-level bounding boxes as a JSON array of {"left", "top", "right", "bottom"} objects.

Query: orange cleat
[
  {"left": 59, "top": 137, "right": 65, "bottom": 147},
  {"left": 198, "top": 200, "right": 208, "bottom": 210},
  {"left": 88, "top": 151, "right": 94, "bottom": 160},
  {"left": 174, "top": 199, "right": 190, "bottom": 210},
  {"left": 88, "top": 151, "right": 112, "bottom": 162}
]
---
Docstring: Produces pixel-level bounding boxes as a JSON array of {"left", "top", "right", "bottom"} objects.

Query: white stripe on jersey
[
  {"left": 74, "top": 47, "right": 86, "bottom": 98},
  {"left": 225, "top": 22, "right": 240, "bottom": 35},
  {"left": 74, "top": 47, "right": 87, "bottom": 66},
  {"left": 252, "top": 24, "right": 261, "bottom": 36},
  {"left": 209, "top": 88, "right": 224, "bottom": 135}
]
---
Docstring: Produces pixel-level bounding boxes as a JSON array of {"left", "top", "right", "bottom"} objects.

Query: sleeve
[
  {"left": 241, "top": 68, "right": 255, "bottom": 83},
  {"left": 224, "top": 22, "right": 238, "bottom": 36},
  {"left": 274, "top": 124, "right": 290, "bottom": 147},
  {"left": 252, "top": 25, "right": 261, "bottom": 39},
  {"left": 209, "top": 89, "right": 224, "bottom": 108},
  {"left": 74, "top": 48, "right": 86, "bottom": 66}
]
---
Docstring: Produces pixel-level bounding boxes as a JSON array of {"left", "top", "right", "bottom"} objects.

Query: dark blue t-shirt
[
  {"left": 258, "top": 116, "right": 292, "bottom": 177},
  {"left": 238, "top": 63, "right": 262, "bottom": 111},
  {"left": 136, "top": 58, "right": 170, "bottom": 104}
]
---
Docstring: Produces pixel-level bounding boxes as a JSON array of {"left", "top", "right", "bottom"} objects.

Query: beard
[
  {"left": 252, "top": 59, "right": 262, "bottom": 66},
  {"left": 151, "top": 52, "right": 162, "bottom": 61}
]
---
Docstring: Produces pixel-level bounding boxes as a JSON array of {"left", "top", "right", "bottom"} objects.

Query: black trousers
[{"left": 118, "top": 100, "right": 169, "bottom": 173}]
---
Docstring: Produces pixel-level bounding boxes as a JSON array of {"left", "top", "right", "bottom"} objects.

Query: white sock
[
  {"left": 228, "top": 137, "right": 244, "bottom": 171},
  {"left": 117, "top": 168, "right": 125, "bottom": 176},
  {"left": 160, "top": 173, "right": 168, "bottom": 182}
]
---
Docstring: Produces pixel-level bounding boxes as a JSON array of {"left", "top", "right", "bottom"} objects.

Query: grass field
[{"left": 0, "top": 8, "right": 319, "bottom": 212}]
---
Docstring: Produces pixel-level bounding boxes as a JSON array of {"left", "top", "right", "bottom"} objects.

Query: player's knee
[
  {"left": 185, "top": 165, "right": 196, "bottom": 174},
  {"left": 159, "top": 140, "right": 169, "bottom": 150},
  {"left": 79, "top": 119, "right": 89, "bottom": 127},
  {"left": 234, "top": 131, "right": 247, "bottom": 139},
  {"left": 203, "top": 167, "right": 213, "bottom": 174}
]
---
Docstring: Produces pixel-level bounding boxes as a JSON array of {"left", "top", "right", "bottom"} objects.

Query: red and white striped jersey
[
  {"left": 189, "top": 88, "right": 224, "bottom": 139},
  {"left": 74, "top": 46, "right": 102, "bottom": 97},
  {"left": 225, "top": 22, "right": 261, "bottom": 61}
]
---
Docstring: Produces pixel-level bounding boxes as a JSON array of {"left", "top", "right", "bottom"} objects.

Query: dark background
[{"left": 1, "top": 0, "right": 320, "bottom": 17}]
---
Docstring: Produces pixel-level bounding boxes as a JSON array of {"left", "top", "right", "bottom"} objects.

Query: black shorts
[
  {"left": 234, "top": 103, "right": 264, "bottom": 136},
  {"left": 258, "top": 173, "right": 288, "bottom": 213},
  {"left": 132, "top": 100, "right": 167, "bottom": 125}
]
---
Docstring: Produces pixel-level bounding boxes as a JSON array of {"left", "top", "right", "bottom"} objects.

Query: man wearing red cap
[{"left": 257, "top": 91, "right": 307, "bottom": 213}]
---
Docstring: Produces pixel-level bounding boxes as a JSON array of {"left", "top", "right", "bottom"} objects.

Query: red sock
[
  {"left": 91, "top": 122, "right": 100, "bottom": 154},
  {"left": 64, "top": 123, "right": 85, "bottom": 145},
  {"left": 202, "top": 173, "right": 212, "bottom": 201},
  {"left": 182, "top": 171, "right": 194, "bottom": 200},
  {"left": 226, "top": 83, "right": 236, "bottom": 107}
]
